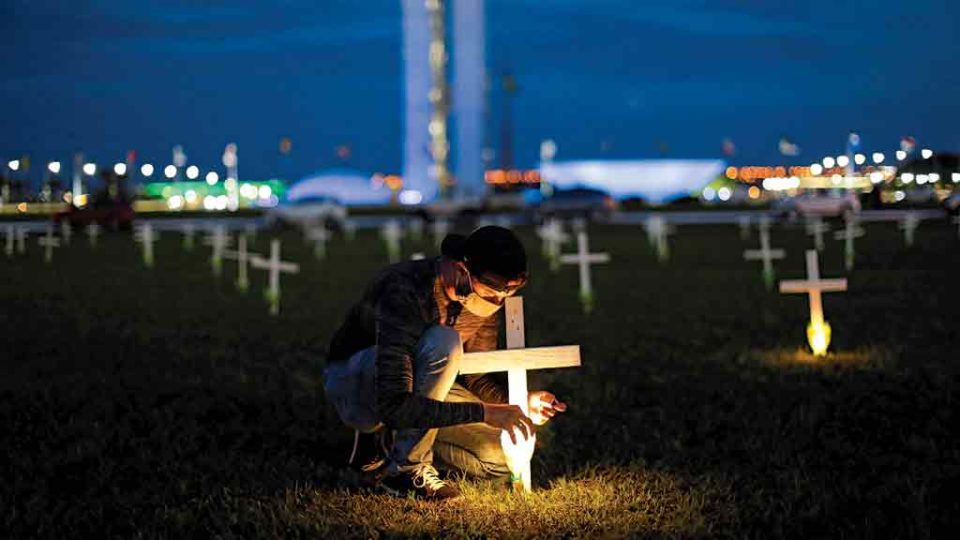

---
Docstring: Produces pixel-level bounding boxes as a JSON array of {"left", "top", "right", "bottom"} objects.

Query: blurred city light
[
  {"left": 7, "top": 160, "right": 19, "bottom": 171},
  {"left": 167, "top": 195, "right": 184, "bottom": 210},
  {"left": 205, "top": 171, "right": 219, "bottom": 185},
  {"left": 203, "top": 195, "right": 216, "bottom": 210},
  {"left": 921, "top": 148, "right": 933, "bottom": 159},
  {"left": 717, "top": 187, "right": 732, "bottom": 201},
  {"left": 836, "top": 155, "right": 850, "bottom": 168},
  {"left": 113, "top": 163, "right": 127, "bottom": 176},
  {"left": 822, "top": 157, "right": 835, "bottom": 168},
  {"left": 952, "top": 173, "right": 960, "bottom": 183},
  {"left": 184, "top": 190, "right": 198, "bottom": 204},
  {"left": 141, "top": 163, "right": 154, "bottom": 176},
  {"left": 702, "top": 187, "right": 716, "bottom": 201},
  {"left": 398, "top": 189, "right": 424, "bottom": 205},
  {"left": 810, "top": 163, "right": 823, "bottom": 175},
  {"left": 47, "top": 161, "right": 61, "bottom": 174},
  {"left": 164, "top": 165, "right": 177, "bottom": 179},
  {"left": 901, "top": 173, "right": 914, "bottom": 183},
  {"left": 853, "top": 153, "right": 866, "bottom": 165},
  {"left": 896, "top": 150, "right": 907, "bottom": 161},
  {"left": 185, "top": 165, "right": 200, "bottom": 180},
  {"left": 258, "top": 185, "right": 272, "bottom": 199},
  {"left": 83, "top": 163, "right": 97, "bottom": 175},
  {"left": 869, "top": 171, "right": 884, "bottom": 183},
  {"left": 872, "top": 152, "right": 885, "bottom": 164}
]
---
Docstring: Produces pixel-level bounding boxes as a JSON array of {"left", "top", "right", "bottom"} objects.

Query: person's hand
[
  {"left": 482, "top": 403, "right": 535, "bottom": 445},
  {"left": 528, "top": 391, "right": 568, "bottom": 425}
]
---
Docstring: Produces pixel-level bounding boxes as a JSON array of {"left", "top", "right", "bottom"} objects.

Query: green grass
[{"left": 2, "top": 218, "right": 959, "bottom": 537}]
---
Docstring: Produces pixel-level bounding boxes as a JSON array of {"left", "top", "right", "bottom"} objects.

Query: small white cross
[
  {"left": 559, "top": 230, "right": 610, "bottom": 313},
  {"left": 833, "top": 216, "right": 865, "bottom": 271},
  {"left": 305, "top": 226, "right": 330, "bottom": 260},
  {"left": 4, "top": 225, "right": 13, "bottom": 257},
  {"left": 250, "top": 238, "right": 300, "bottom": 316},
  {"left": 738, "top": 215, "right": 752, "bottom": 240},
  {"left": 223, "top": 234, "right": 258, "bottom": 291},
  {"left": 38, "top": 224, "right": 61, "bottom": 264},
  {"left": 644, "top": 214, "right": 674, "bottom": 262},
  {"left": 15, "top": 227, "right": 27, "bottom": 254},
  {"left": 407, "top": 218, "right": 424, "bottom": 241},
  {"left": 898, "top": 212, "right": 920, "bottom": 247},
  {"left": 410, "top": 252, "right": 426, "bottom": 261},
  {"left": 134, "top": 223, "right": 158, "bottom": 268},
  {"left": 431, "top": 218, "right": 450, "bottom": 247},
  {"left": 779, "top": 250, "right": 847, "bottom": 356},
  {"left": 744, "top": 222, "right": 785, "bottom": 290},
  {"left": 380, "top": 220, "right": 403, "bottom": 263},
  {"left": 60, "top": 220, "right": 72, "bottom": 246},
  {"left": 203, "top": 225, "right": 232, "bottom": 276},
  {"left": 86, "top": 223, "right": 101, "bottom": 248},
  {"left": 460, "top": 296, "right": 581, "bottom": 492},
  {"left": 805, "top": 217, "right": 830, "bottom": 252},
  {"left": 181, "top": 223, "right": 196, "bottom": 251},
  {"left": 537, "top": 219, "right": 569, "bottom": 272}
]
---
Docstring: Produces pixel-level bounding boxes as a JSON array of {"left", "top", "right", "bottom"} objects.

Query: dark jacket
[{"left": 327, "top": 257, "right": 505, "bottom": 429}]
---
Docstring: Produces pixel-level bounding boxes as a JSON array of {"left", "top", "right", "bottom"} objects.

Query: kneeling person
[{"left": 324, "top": 226, "right": 566, "bottom": 500}]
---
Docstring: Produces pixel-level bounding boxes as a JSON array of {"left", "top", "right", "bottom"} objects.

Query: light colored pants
[{"left": 323, "top": 325, "right": 509, "bottom": 478}]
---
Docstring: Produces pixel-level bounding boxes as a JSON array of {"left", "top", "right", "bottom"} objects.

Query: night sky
[{"left": 2, "top": 0, "right": 958, "bottom": 183}]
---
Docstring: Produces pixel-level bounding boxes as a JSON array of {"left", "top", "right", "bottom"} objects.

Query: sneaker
[
  {"left": 347, "top": 429, "right": 389, "bottom": 486},
  {"left": 380, "top": 464, "right": 462, "bottom": 500}
]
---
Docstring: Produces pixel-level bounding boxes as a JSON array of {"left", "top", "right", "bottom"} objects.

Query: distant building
[
  {"left": 539, "top": 160, "right": 727, "bottom": 204},
  {"left": 286, "top": 169, "right": 393, "bottom": 207}
]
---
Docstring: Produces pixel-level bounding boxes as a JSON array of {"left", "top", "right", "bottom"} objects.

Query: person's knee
[{"left": 417, "top": 325, "right": 463, "bottom": 372}]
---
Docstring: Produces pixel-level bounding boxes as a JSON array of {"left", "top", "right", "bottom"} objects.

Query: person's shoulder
[{"left": 373, "top": 258, "right": 438, "bottom": 296}]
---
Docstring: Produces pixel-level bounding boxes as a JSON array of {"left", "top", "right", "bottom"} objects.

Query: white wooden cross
[
  {"left": 410, "top": 252, "right": 426, "bottom": 260},
  {"left": 181, "top": 223, "right": 196, "bottom": 251},
  {"left": 431, "top": 218, "right": 450, "bottom": 247},
  {"left": 380, "top": 220, "right": 403, "bottom": 263},
  {"left": 779, "top": 250, "right": 847, "bottom": 356},
  {"left": 305, "top": 225, "right": 330, "bottom": 260},
  {"left": 134, "top": 222, "right": 158, "bottom": 268},
  {"left": 537, "top": 218, "right": 569, "bottom": 272},
  {"left": 899, "top": 212, "right": 920, "bottom": 247},
  {"left": 407, "top": 218, "right": 424, "bottom": 242},
  {"left": 60, "top": 220, "right": 72, "bottom": 246},
  {"left": 559, "top": 230, "right": 610, "bottom": 313},
  {"left": 743, "top": 221, "right": 785, "bottom": 290},
  {"left": 250, "top": 238, "right": 299, "bottom": 316},
  {"left": 86, "top": 223, "right": 101, "bottom": 248},
  {"left": 203, "top": 225, "right": 232, "bottom": 276},
  {"left": 738, "top": 215, "right": 752, "bottom": 240},
  {"left": 4, "top": 225, "right": 12, "bottom": 257},
  {"left": 460, "top": 296, "right": 581, "bottom": 492},
  {"left": 644, "top": 214, "right": 673, "bottom": 262},
  {"left": 833, "top": 216, "right": 865, "bottom": 271},
  {"left": 223, "top": 234, "right": 258, "bottom": 291},
  {"left": 15, "top": 227, "right": 26, "bottom": 254},
  {"left": 342, "top": 218, "right": 357, "bottom": 242},
  {"left": 805, "top": 217, "right": 830, "bottom": 252},
  {"left": 38, "top": 224, "right": 60, "bottom": 264}
]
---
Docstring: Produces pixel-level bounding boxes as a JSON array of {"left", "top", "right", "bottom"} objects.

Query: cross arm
[
  {"left": 779, "top": 278, "right": 847, "bottom": 293},
  {"left": 460, "top": 345, "right": 581, "bottom": 375}
]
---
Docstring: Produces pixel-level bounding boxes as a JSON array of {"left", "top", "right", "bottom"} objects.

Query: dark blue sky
[{"left": 2, "top": 0, "right": 958, "bottom": 182}]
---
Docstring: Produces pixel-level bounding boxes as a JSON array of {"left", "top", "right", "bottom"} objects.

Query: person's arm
[
  {"left": 375, "top": 285, "right": 484, "bottom": 429},
  {"left": 462, "top": 315, "right": 508, "bottom": 404}
]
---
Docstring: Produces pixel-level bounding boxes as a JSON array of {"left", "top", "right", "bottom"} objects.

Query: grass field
[{"left": 2, "top": 217, "right": 959, "bottom": 537}]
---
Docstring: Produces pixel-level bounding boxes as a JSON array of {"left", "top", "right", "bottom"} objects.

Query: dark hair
[{"left": 441, "top": 226, "right": 527, "bottom": 281}]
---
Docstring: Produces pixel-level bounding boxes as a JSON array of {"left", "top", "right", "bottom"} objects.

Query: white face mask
[{"left": 461, "top": 292, "right": 503, "bottom": 317}]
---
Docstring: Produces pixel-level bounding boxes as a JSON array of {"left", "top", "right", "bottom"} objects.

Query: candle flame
[{"left": 807, "top": 320, "right": 832, "bottom": 357}]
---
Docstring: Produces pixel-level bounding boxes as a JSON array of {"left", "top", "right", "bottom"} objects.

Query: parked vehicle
[
  {"left": 265, "top": 195, "right": 347, "bottom": 230},
  {"left": 525, "top": 187, "right": 618, "bottom": 223},
  {"left": 53, "top": 197, "right": 134, "bottom": 230},
  {"left": 773, "top": 189, "right": 860, "bottom": 219}
]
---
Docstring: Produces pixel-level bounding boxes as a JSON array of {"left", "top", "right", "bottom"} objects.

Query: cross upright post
[{"left": 559, "top": 230, "right": 610, "bottom": 313}]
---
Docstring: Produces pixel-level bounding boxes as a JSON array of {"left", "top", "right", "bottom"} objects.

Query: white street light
[
  {"left": 901, "top": 173, "right": 914, "bottom": 183},
  {"left": 869, "top": 171, "right": 884, "bottom": 183},
  {"left": 896, "top": 150, "right": 907, "bottom": 161},
  {"left": 836, "top": 155, "right": 850, "bottom": 168},
  {"left": 83, "top": 162, "right": 97, "bottom": 175},
  {"left": 921, "top": 148, "right": 933, "bottom": 159},
  {"left": 810, "top": 163, "right": 823, "bottom": 175},
  {"left": 822, "top": 156, "right": 836, "bottom": 169},
  {"left": 205, "top": 171, "right": 219, "bottom": 185},
  {"left": 164, "top": 165, "right": 177, "bottom": 179},
  {"left": 140, "top": 163, "right": 154, "bottom": 176},
  {"left": 952, "top": 172, "right": 960, "bottom": 183},
  {"left": 47, "top": 161, "right": 61, "bottom": 174},
  {"left": 7, "top": 160, "right": 20, "bottom": 171},
  {"left": 854, "top": 153, "right": 866, "bottom": 165},
  {"left": 185, "top": 165, "right": 200, "bottom": 180},
  {"left": 872, "top": 152, "right": 885, "bottom": 164},
  {"left": 113, "top": 162, "right": 127, "bottom": 176}
]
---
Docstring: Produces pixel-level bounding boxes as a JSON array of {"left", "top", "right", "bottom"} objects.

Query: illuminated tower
[{"left": 403, "top": 0, "right": 486, "bottom": 202}]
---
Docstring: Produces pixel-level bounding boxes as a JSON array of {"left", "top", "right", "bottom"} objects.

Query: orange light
[
  {"left": 17, "top": 202, "right": 27, "bottom": 213},
  {"left": 748, "top": 186, "right": 761, "bottom": 199},
  {"left": 726, "top": 166, "right": 738, "bottom": 180}
]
